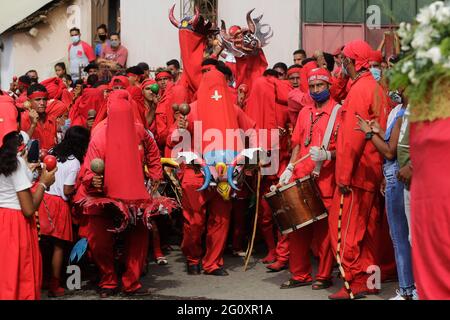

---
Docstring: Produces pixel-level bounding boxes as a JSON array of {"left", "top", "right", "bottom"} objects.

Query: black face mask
[{"left": 99, "top": 35, "right": 107, "bottom": 42}]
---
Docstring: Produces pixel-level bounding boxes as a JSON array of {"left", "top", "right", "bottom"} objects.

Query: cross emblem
[{"left": 211, "top": 90, "right": 223, "bottom": 101}]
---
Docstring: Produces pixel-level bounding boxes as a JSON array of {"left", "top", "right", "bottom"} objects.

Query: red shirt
[
  {"left": 21, "top": 112, "right": 58, "bottom": 151},
  {"left": 335, "top": 72, "right": 388, "bottom": 192},
  {"left": 291, "top": 98, "right": 341, "bottom": 198},
  {"left": 101, "top": 45, "right": 128, "bottom": 67}
]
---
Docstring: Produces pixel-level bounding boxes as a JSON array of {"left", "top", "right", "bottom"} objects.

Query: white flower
[
  {"left": 429, "top": 1, "right": 445, "bottom": 16},
  {"left": 408, "top": 69, "right": 419, "bottom": 85},
  {"left": 444, "top": 60, "right": 450, "bottom": 69},
  {"left": 416, "top": 47, "right": 443, "bottom": 65},
  {"left": 401, "top": 61, "right": 414, "bottom": 73},
  {"left": 435, "top": 6, "right": 450, "bottom": 24},
  {"left": 411, "top": 25, "right": 438, "bottom": 50},
  {"left": 417, "top": 6, "right": 434, "bottom": 25}
]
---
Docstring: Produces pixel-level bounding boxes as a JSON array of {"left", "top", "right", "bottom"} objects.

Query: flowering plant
[{"left": 389, "top": 1, "right": 450, "bottom": 122}]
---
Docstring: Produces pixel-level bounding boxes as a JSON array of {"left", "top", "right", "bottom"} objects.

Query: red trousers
[
  {"left": 288, "top": 197, "right": 334, "bottom": 282},
  {"left": 328, "top": 187, "right": 380, "bottom": 284},
  {"left": 259, "top": 177, "right": 289, "bottom": 262},
  {"left": 231, "top": 199, "right": 247, "bottom": 252},
  {"left": 80, "top": 213, "right": 149, "bottom": 292},
  {"left": 181, "top": 174, "right": 232, "bottom": 273}
]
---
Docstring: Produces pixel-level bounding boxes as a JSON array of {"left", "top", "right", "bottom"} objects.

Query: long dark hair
[
  {"left": 0, "top": 132, "right": 20, "bottom": 177},
  {"left": 51, "top": 126, "right": 90, "bottom": 164}
]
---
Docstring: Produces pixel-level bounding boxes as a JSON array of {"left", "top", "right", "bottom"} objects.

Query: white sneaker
[
  {"left": 232, "top": 250, "right": 247, "bottom": 257},
  {"left": 412, "top": 289, "right": 419, "bottom": 300},
  {"left": 389, "top": 290, "right": 408, "bottom": 300}
]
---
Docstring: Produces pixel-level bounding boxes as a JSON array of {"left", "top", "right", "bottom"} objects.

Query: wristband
[{"left": 39, "top": 182, "right": 48, "bottom": 190}]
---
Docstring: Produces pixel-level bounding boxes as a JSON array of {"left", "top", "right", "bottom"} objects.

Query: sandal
[
  {"left": 98, "top": 287, "right": 118, "bottom": 299},
  {"left": 280, "top": 279, "right": 313, "bottom": 289},
  {"left": 312, "top": 279, "right": 333, "bottom": 290},
  {"left": 156, "top": 257, "right": 168, "bottom": 265}
]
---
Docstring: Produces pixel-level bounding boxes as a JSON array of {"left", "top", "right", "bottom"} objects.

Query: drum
[{"left": 264, "top": 175, "right": 327, "bottom": 235}]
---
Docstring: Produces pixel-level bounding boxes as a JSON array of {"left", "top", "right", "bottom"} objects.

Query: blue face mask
[
  {"left": 370, "top": 67, "right": 382, "bottom": 81},
  {"left": 310, "top": 89, "right": 330, "bottom": 103}
]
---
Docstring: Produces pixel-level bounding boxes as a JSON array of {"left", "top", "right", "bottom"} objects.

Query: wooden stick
[
  {"left": 291, "top": 153, "right": 311, "bottom": 167},
  {"left": 244, "top": 166, "right": 262, "bottom": 271}
]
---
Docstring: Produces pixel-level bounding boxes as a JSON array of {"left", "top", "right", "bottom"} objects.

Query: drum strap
[{"left": 313, "top": 104, "right": 342, "bottom": 176}]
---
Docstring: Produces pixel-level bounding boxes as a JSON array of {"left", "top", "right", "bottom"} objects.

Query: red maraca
[
  {"left": 13, "top": 76, "right": 18, "bottom": 82},
  {"left": 43, "top": 155, "right": 57, "bottom": 171},
  {"left": 39, "top": 149, "right": 49, "bottom": 162}
]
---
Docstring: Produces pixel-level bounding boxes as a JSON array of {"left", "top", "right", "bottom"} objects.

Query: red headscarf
[
  {"left": 155, "top": 71, "right": 172, "bottom": 81},
  {"left": 41, "top": 77, "right": 66, "bottom": 100},
  {"left": 370, "top": 50, "right": 383, "bottom": 63},
  {"left": 0, "top": 96, "right": 18, "bottom": 148},
  {"left": 69, "top": 87, "right": 104, "bottom": 127},
  {"left": 308, "top": 68, "right": 332, "bottom": 84},
  {"left": 141, "top": 79, "right": 157, "bottom": 91},
  {"left": 343, "top": 40, "right": 373, "bottom": 71},
  {"left": 104, "top": 90, "right": 150, "bottom": 201},
  {"left": 287, "top": 67, "right": 302, "bottom": 77},
  {"left": 300, "top": 61, "right": 319, "bottom": 93},
  {"left": 195, "top": 69, "right": 241, "bottom": 152}
]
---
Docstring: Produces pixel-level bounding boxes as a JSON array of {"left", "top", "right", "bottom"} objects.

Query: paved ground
[{"left": 46, "top": 244, "right": 398, "bottom": 301}]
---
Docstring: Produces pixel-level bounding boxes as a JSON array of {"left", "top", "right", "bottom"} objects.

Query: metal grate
[{"left": 195, "top": 0, "right": 218, "bottom": 25}]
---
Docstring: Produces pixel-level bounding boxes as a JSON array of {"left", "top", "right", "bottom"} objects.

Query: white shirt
[
  {"left": 47, "top": 156, "right": 80, "bottom": 201},
  {"left": 0, "top": 157, "right": 33, "bottom": 210}
]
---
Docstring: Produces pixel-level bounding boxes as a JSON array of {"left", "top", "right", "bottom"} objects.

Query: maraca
[
  {"left": 13, "top": 76, "right": 18, "bottom": 82},
  {"left": 179, "top": 103, "right": 191, "bottom": 116},
  {"left": 172, "top": 104, "right": 180, "bottom": 113},
  {"left": 90, "top": 158, "right": 105, "bottom": 175},
  {"left": 43, "top": 155, "right": 57, "bottom": 171},
  {"left": 150, "top": 83, "right": 160, "bottom": 95}
]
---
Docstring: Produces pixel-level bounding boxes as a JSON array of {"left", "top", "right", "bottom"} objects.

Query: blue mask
[
  {"left": 310, "top": 89, "right": 330, "bottom": 103},
  {"left": 370, "top": 67, "right": 382, "bottom": 81}
]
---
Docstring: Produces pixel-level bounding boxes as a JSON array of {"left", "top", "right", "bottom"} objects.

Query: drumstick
[{"left": 292, "top": 153, "right": 311, "bottom": 167}]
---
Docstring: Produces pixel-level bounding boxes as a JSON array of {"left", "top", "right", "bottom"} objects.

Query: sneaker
[
  {"left": 389, "top": 290, "right": 412, "bottom": 300},
  {"left": 232, "top": 250, "right": 247, "bottom": 257},
  {"left": 412, "top": 289, "right": 419, "bottom": 300}
]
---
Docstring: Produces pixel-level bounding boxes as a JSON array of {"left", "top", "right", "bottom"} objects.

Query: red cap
[{"left": 110, "top": 76, "right": 130, "bottom": 89}]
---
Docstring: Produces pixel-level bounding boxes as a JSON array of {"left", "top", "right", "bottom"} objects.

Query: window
[
  {"left": 194, "top": 0, "right": 218, "bottom": 25},
  {"left": 303, "top": 0, "right": 439, "bottom": 25}
]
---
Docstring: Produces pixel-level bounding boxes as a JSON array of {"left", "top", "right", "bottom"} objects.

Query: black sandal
[
  {"left": 280, "top": 279, "right": 313, "bottom": 289},
  {"left": 312, "top": 279, "right": 333, "bottom": 290},
  {"left": 98, "top": 288, "right": 118, "bottom": 298}
]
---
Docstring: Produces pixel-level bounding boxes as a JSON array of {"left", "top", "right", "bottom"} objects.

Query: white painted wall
[
  {"left": 0, "top": 35, "right": 15, "bottom": 90},
  {"left": 121, "top": 0, "right": 181, "bottom": 69},
  {"left": 0, "top": 0, "right": 92, "bottom": 90},
  {"left": 219, "top": 0, "right": 301, "bottom": 67}
]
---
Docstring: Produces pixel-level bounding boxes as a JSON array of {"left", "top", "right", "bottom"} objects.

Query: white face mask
[{"left": 71, "top": 35, "right": 80, "bottom": 44}]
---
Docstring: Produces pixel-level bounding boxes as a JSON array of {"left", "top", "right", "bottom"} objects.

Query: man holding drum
[{"left": 278, "top": 67, "right": 340, "bottom": 290}]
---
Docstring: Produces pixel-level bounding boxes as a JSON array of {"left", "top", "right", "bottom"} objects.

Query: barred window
[{"left": 194, "top": 0, "right": 218, "bottom": 25}]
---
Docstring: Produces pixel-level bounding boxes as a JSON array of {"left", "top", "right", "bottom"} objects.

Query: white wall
[
  {"left": 0, "top": 0, "right": 92, "bottom": 90},
  {"left": 219, "top": 0, "right": 301, "bottom": 67},
  {"left": 0, "top": 35, "right": 15, "bottom": 90},
  {"left": 121, "top": 0, "right": 181, "bottom": 69}
]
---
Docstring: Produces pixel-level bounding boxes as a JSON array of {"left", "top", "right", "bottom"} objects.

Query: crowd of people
[{"left": 0, "top": 8, "right": 448, "bottom": 301}]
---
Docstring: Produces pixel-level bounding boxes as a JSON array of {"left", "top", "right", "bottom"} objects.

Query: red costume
[
  {"left": 69, "top": 87, "right": 104, "bottom": 127},
  {"left": 74, "top": 90, "right": 162, "bottom": 294},
  {"left": 410, "top": 119, "right": 450, "bottom": 299},
  {"left": 245, "top": 75, "right": 291, "bottom": 265},
  {"left": 287, "top": 69, "right": 339, "bottom": 284},
  {"left": 167, "top": 70, "right": 256, "bottom": 273},
  {"left": 329, "top": 40, "right": 388, "bottom": 298}
]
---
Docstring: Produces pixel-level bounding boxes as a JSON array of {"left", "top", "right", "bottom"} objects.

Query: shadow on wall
[{"left": 12, "top": 5, "right": 70, "bottom": 78}]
